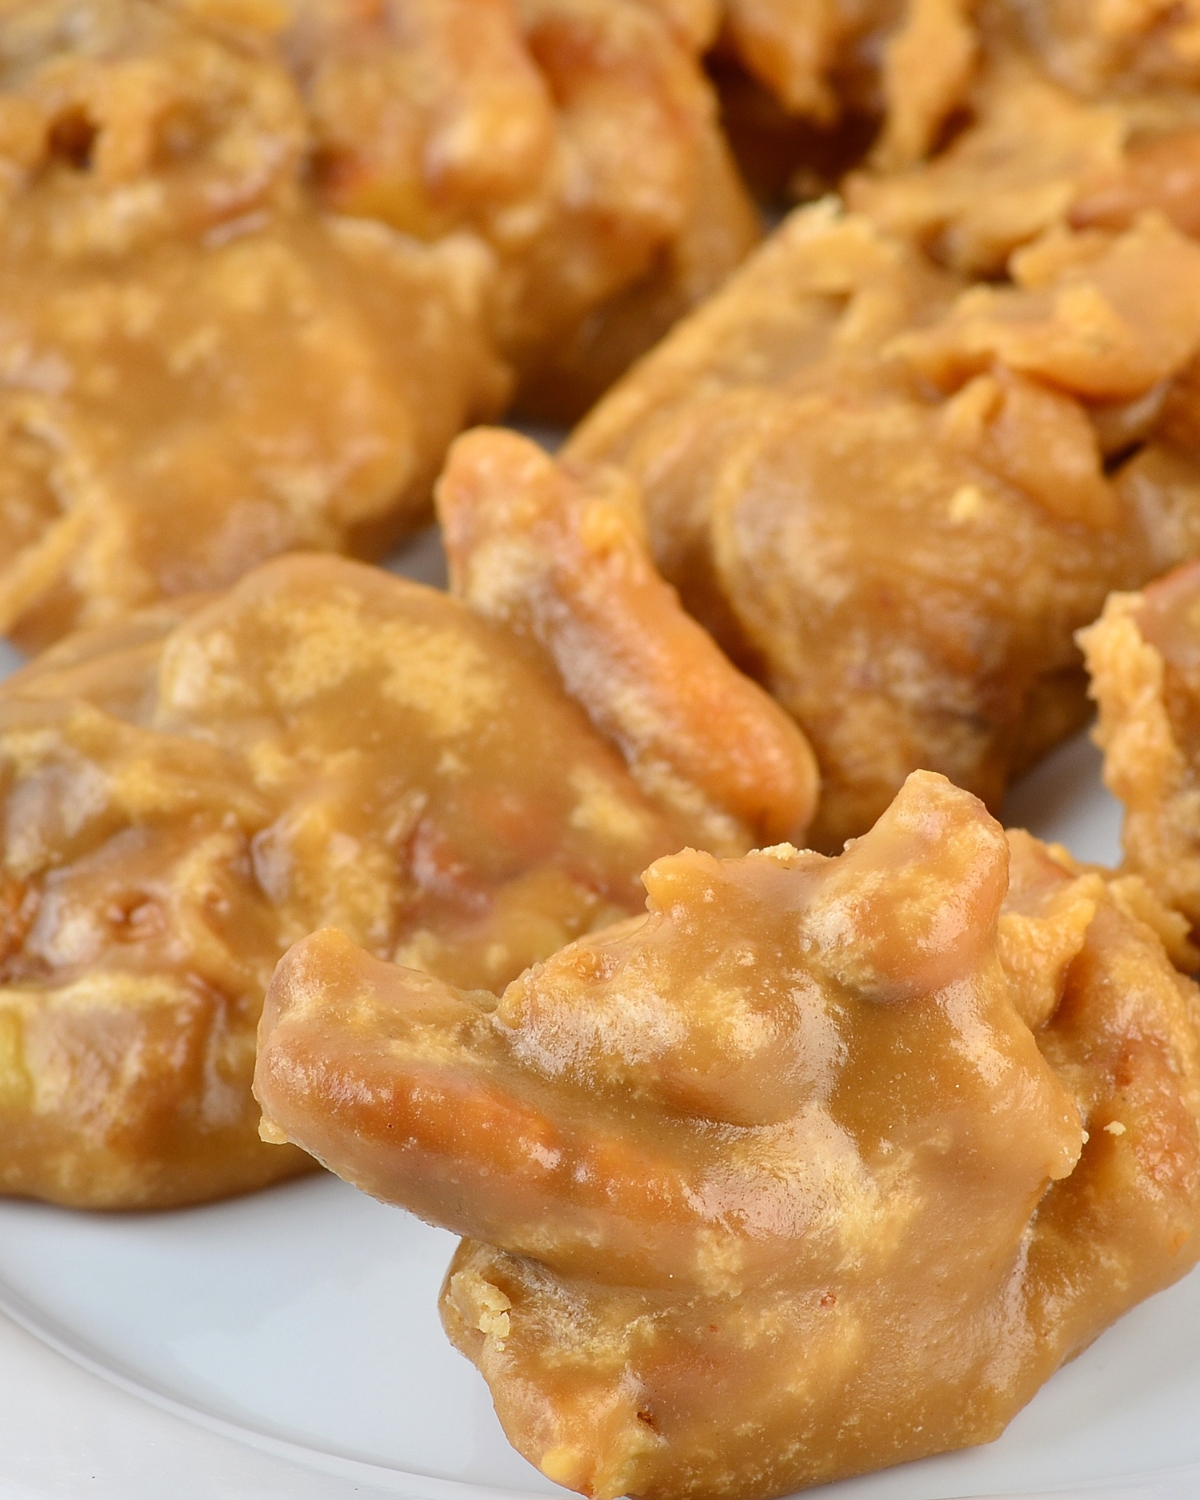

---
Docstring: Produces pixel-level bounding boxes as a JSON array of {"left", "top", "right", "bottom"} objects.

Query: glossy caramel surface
[
  {"left": 571, "top": 201, "right": 1200, "bottom": 850},
  {"left": 1082, "top": 558, "right": 1200, "bottom": 939},
  {"left": 0, "top": 0, "right": 508, "bottom": 651},
  {"left": 255, "top": 770, "right": 1200, "bottom": 1499},
  {"left": 0, "top": 0, "right": 764, "bottom": 648},
  {"left": 0, "top": 432, "right": 816, "bottom": 1208},
  {"left": 438, "top": 429, "right": 818, "bottom": 850},
  {"left": 278, "top": 0, "right": 760, "bottom": 416},
  {"left": 848, "top": 1, "right": 1200, "bottom": 275},
  {"left": 718, "top": 0, "right": 899, "bottom": 126}
]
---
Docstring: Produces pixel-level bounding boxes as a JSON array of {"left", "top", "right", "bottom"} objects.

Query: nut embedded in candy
[
  {"left": 438, "top": 428, "right": 818, "bottom": 852},
  {"left": 0, "top": 430, "right": 816, "bottom": 1208},
  {"left": 570, "top": 200, "right": 1200, "bottom": 850},
  {"left": 255, "top": 770, "right": 1200, "bottom": 1499},
  {"left": 279, "top": 0, "right": 760, "bottom": 416},
  {"left": 0, "top": 0, "right": 510, "bottom": 651},
  {"left": 846, "top": 0, "right": 1200, "bottom": 276},
  {"left": 1081, "top": 558, "right": 1200, "bottom": 942}
]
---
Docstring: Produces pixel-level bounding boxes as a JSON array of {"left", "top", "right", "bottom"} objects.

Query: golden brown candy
[
  {"left": 700, "top": 0, "right": 972, "bottom": 177},
  {"left": 846, "top": 1, "right": 1200, "bottom": 276},
  {"left": 0, "top": 432, "right": 816, "bottom": 1208},
  {"left": 0, "top": 0, "right": 509, "bottom": 651},
  {"left": 848, "top": 63, "right": 1119, "bottom": 274},
  {"left": 0, "top": 0, "right": 306, "bottom": 257},
  {"left": 279, "top": 0, "right": 759, "bottom": 413},
  {"left": 438, "top": 428, "right": 818, "bottom": 849},
  {"left": 571, "top": 202, "right": 1200, "bottom": 849},
  {"left": 711, "top": 0, "right": 1200, "bottom": 266},
  {"left": 639, "top": 0, "right": 720, "bottom": 50},
  {"left": 0, "top": 214, "right": 508, "bottom": 653},
  {"left": 255, "top": 771, "right": 1200, "bottom": 1499},
  {"left": 717, "top": 0, "right": 897, "bottom": 125},
  {"left": 1072, "top": 127, "right": 1200, "bottom": 241},
  {"left": 999, "top": 0, "right": 1200, "bottom": 100},
  {"left": 1081, "top": 558, "right": 1200, "bottom": 940}
]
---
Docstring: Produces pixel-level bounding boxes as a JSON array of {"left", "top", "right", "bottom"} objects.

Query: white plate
[{"left": 2, "top": 546, "right": 1200, "bottom": 1500}]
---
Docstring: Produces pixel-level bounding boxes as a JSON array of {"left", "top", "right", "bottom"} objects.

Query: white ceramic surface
[{"left": 1, "top": 540, "right": 1199, "bottom": 1500}]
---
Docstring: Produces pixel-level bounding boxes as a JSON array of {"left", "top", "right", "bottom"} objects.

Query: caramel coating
[
  {"left": 279, "top": 0, "right": 759, "bottom": 413},
  {"left": 717, "top": 0, "right": 898, "bottom": 125},
  {"left": 255, "top": 771, "right": 1200, "bottom": 1499},
  {"left": 0, "top": 0, "right": 306, "bottom": 256},
  {"left": 0, "top": 433, "right": 816, "bottom": 1208},
  {"left": 0, "top": 0, "right": 508, "bottom": 652},
  {"left": 846, "top": 2, "right": 1200, "bottom": 277},
  {"left": 991, "top": 0, "right": 1200, "bottom": 102},
  {"left": 1080, "top": 558, "right": 1200, "bottom": 940},
  {"left": 697, "top": 0, "right": 974, "bottom": 177},
  {"left": 639, "top": 0, "right": 720, "bottom": 51},
  {"left": 570, "top": 201, "right": 1200, "bottom": 849},
  {"left": 847, "top": 62, "right": 1118, "bottom": 276},
  {"left": 438, "top": 428, "right": 818, "bottom": 848},
  {"left": 710, "top": 0, "right": 1099, "bottom": 254},
  {"left": 0, "top": 214, "right": 507, "bottom": 653}
]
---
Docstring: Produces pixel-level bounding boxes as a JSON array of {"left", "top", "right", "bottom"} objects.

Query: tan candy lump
[
  {"left": 0, "top": 431, "right": 815, "bottom": 1208},
  {"left": 570, "top": 200, "right": 1200, "bottom": 849},
  {"left": 256, "top": 770, "right": 1200, "bottom": 1499},
  {"left": 848, "top": 0, "right": 1200, "bottom": 275},
  {"left": 1082, "top": 558, "right": 1200, "bottom": 940},
  {"left": 278, "top": 0, "right": 760, "bottom": 416},
  {"left": 0, "top": 0, "right": 509, "bottom": 652}
]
